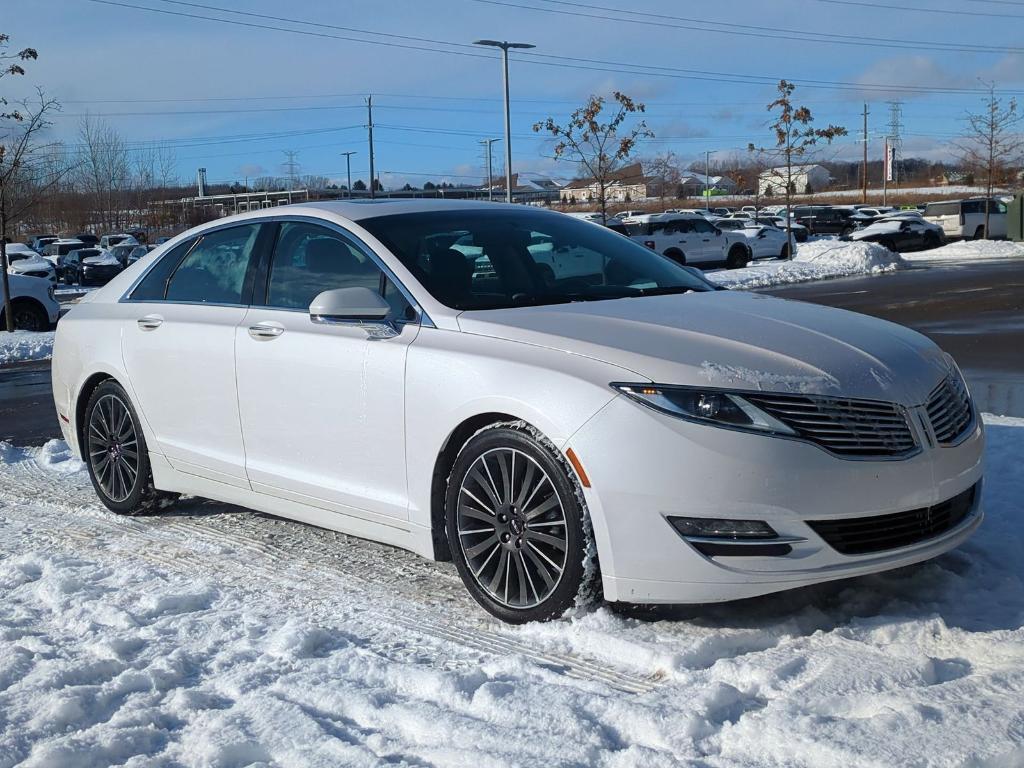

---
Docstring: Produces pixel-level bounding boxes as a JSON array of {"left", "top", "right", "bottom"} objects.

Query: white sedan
[
  {"left": 713, "top": 219, "right": 793, "bottom": 259},
  {"left": 52, "top": 201, "right": 984, "bottom": 623}
]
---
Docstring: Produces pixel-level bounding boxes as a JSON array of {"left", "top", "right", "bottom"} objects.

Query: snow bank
[
  {"left": 0, "top": 419, "right": 1021, "bottom": 765},
  {"left": 708, "top": 240, "right": 906, "bottom": 290},
  {"left": 0, "top": 330, "right": 55, "bottom": 365},
  {"left": 905, "top": 238, "right": 1024, "bottom": 262}
]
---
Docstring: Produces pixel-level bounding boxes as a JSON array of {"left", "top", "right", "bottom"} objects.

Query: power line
[
  {"left": 816, "top": 0, "right": 1024, "bottom": 17},
  {"left": 83, "top": 0, "right": 1024, "bottom": 96},
  {"left": 471, "top": 0, "right": 1024, "bottom": 54}
]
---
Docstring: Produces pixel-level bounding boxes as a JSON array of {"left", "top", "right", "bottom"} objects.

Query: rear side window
[
  {"left": 129, "top": 239, "right": 196, "bottom": 301},
  {"left": 924, "top": 202, "right": 959, "bottom": 217},
  {"left": 166, "top": 224, "right": 262, "bottom": 304}
]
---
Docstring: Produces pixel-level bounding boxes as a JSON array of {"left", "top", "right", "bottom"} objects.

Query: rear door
[
  {"left": 120, "top": 223, "right": 270, "bottom": 487},
  {"left": 689, "top": 217, "right": 724, "bottom": 262}
]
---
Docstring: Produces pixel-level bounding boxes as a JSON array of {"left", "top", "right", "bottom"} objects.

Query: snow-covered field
[
  {"left": 1, "top": 416, "right": 1022, "bottom": 766},
  {"left": 0, "top": 331, "right": 55, "bottom": 366},
  {"left": 905, "top": 239, "right": 1024, "bottom": 263}
]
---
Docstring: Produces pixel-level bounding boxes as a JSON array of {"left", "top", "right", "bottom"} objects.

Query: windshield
[{"left": 360, "top": 209, "right": 712, "bottom": 311}]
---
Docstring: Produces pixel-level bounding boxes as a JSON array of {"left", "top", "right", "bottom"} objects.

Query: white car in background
[
  {"left": 5, "top": 243, "right": 57, "bottom": 283},
  {"left": 624, "top": 212, "right": 752, "bottom": 268},
  {"left": 52, "top": 200, "right": 983, "bottom": 624},
  {"left": 714, "top": 219, "right": 793, "bottom": 259},
  {"left": 0, "top": 269, "right": 60, "bottom": 331},
  {"left": 923, "top": 198, "right": 1007, "bottom": 240}
]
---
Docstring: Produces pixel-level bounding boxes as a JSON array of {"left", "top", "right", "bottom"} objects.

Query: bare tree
[
  {"left": 1, "top": 90, "right": 65, "bottom": 331},
  {"left": 750, "top": 80, "right": 847, "bottom": 257},
  {"left": 534, "top": 91, "right": 653, "bottom": 222},
  {"left": 77, "top": 115, "right": 131, "bottom": 230},
  {"left": 955, "top": 83, "right": 1023, "bottom": 238},
  {"left": 642, "top": 150, "right": 681, "bottom": 207}
]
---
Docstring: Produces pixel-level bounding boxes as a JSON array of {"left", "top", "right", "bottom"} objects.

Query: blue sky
[{"left": 6, "top": 0, "right": 1024, "bottom": 189}]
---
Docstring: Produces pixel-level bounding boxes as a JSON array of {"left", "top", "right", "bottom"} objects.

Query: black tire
[
  {"left": 445, "top": 425, "right": 596, "bottom": 624},
  {"left": 11, "top": 301, "right": 48, "bottom": 332},
  {"left": 83, "top": 380, "right": 165, "bottom": 515},
  {"left": 923, "top": 232, "right": 940, "bottom": 251},
  {"left": 881, "top": 238, "right": 898, "bottom": 253},
  {"left": 841, "top": 226, "right": 854, "bottom": 237},
  {"left": 663, "top": 248, "right": 686, "bottom": 266},
  {"left": 974, "top": 225, "right": 986, "bottom": 240},
  {"left": 726, "top": 244, "right": 751, "bottom": 269},
  {"left": 780, "top": 243, "right": 791, "bottom": 260}
]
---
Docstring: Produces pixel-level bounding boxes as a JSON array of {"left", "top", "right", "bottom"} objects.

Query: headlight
[{"left": 611, "top": 383, "right": 797, "bottom": 436}]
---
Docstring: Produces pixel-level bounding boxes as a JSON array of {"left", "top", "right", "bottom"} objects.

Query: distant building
[
  {"left": 758, "top": 164, "right": 832, "bottom": 196},
  {"left": 560, "top": 162, "right": 652, "bottom": 204}
]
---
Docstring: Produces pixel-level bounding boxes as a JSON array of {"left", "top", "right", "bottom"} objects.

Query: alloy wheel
[
  {"left": 456, "top": 447, "right": 568, "bottom": 609},
  {"left": 87, "top": 394, "right": 141, "bottom": 503}
]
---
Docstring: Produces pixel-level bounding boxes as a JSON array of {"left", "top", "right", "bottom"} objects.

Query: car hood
[
  {"left": 8, "top": 254, "right": 51, "bottom": 271},
  {"left": 457, "top": 291, "right": 950, "bottom": 405}
]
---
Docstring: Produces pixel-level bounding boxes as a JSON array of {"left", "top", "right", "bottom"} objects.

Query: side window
[
  {"left": 691, "top": 219, "right": 716, "bottom": 234},
  {"left": 166, "top": 225, "right": 261, "bottom": 304},
  {"left": 265, "top": 222, "right": 383, "bottom": 310},
  {"left": 129, "top": 239, "right": 196, "bottom": 301},
  {"left": 962, "top": 201, "right": 981, "bottom": 215}
]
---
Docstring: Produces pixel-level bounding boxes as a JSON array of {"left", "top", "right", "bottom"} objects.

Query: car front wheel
[
  {"left": 11, "top": 301, "right": 48, "bottom": 332},
  {"left": 84, "top": 380, "right": 166, "bottom": 515},
  {"left": 726, "top": 244, "right": 751, "bottom": 269},
  {"left": 445, "top": 425, "right": 596, "bottom": 623}
]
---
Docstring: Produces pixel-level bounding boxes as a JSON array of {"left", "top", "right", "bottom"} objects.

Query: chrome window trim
[{"left": 119, "top": 214, "right": 434, "bottom": 328}]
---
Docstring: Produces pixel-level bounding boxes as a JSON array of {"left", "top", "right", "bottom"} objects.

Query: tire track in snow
[{"left": 0, "top": 453, "right": 663, "bottom": 695}]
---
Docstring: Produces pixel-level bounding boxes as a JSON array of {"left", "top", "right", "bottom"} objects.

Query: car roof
[{"left": 264, "top": 199, "right": 534, "bottom": 222}]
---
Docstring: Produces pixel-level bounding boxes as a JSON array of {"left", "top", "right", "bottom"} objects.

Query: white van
[
  {"left": 624, "top": 213, "right": 751, "bottom": 268},
  {"left": 923, "top": 198, "right": 1007, "bottom": 240}
]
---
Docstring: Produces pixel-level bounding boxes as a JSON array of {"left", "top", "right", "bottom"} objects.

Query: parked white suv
[
  {"left": 624, "top": 213, "right": 751, "bottom": 268},
  {"left": 0, "top": 270, "right": 60, "bottom": 331},
  {"left": 5, "top": 243, "right": 57, "bottom": 283},
  {"left": 923, "top": 198, "right": 1007, "bottom": 240}
]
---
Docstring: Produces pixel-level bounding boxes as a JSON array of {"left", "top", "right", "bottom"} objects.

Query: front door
[
  {"left": 235, "top": 221, "right": 419, "bottom": 523},
  {"left": 120, "top": 223, "right": 268, "bottom": 487}
]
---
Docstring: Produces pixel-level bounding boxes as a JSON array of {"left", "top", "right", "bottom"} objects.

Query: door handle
[
  {"left": 137, "top": 315, "right": 163, "bottom": 330},
  {"left": 248, "top": 322, "right": 284, "bottom": 340}
]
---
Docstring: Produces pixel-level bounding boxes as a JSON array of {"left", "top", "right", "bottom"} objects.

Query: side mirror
[{"left": 310, "top": 286, "right": 390, "bottom": 321}]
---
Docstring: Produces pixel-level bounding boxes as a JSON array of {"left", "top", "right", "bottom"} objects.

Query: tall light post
[
  {"left": 480, "top": 138, "right": 500, "bottom": 201},
  {"left": 473, "top": 39, "right": 535, "bottom": 204},
  {"left": 340, "top": 151, "right": 356, "bottom": 199}
]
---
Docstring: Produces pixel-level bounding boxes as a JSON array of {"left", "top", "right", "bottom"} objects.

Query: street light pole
[
  {"left": 480, "top": 138, "right": 500, "bottom": 201},
  {"left": 474, "top": 39, "right": 535, "bottom": 204},
  {"left": 341, "top": 151, "right": 356, "bottom": 199}
]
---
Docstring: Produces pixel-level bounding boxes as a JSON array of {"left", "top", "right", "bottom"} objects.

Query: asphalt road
[
  {"left": 760, "top": 257, "right": 1024, "bottom": 418},
  {"left": 1, "top": 257, "right": 1021, "bottom": 446}
]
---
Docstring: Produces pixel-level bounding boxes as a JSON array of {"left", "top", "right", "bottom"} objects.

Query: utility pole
[
  {"left": 480, "top": 138, "right": 500, "bottom": 201},
  {"left": 861, "top": 103, "right": 869, "bottom": 203},
  {"left": 705, "top": 149, "right": 711, "bottom": 211},
  {"left": 340, "top": 151, "right": 356, "bottom": 198},
  {"left": 882, "top": 137, "right": 889, "bottom": 207},
  {"left": 367, "top": 95, "right": 376, "bottom": 200}
]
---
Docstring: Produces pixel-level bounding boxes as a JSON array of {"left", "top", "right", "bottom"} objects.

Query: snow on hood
[
  {"left": 457, "top": 290, "right": 950, "bottom": 404},
  {"left": 7, "top": 252, "right": 50, "bottom": 270},
  {"left": 83, "top": 252, "right": 121, "bottom": 266},
  {"left": 850, "top": 220, "right": 902, "bottom": 238}
]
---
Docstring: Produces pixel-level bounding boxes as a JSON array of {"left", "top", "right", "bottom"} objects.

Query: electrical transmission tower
[
  {"left": 283, "top": 150, "right": 300, "bottom": 189},
  {"left": 886, "top": 101, "right": 904, "bottom": 192}
]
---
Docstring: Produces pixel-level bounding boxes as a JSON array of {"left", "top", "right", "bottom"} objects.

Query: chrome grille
[
  {"left": 744, "top": 393, "right": 917, "bottom": 458},
  {"left": 926, "top": 374, "right": 972, "bottom": 444}
]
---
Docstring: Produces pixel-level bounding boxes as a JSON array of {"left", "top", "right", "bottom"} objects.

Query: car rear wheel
[
  {"left": 780, "top": 243, "right": 791, "bottom": 259},
  {"left": 84, "top": 380, "right": 166, "bottom": 515},
  {"left": 974, "top": 225, "right": 986, "bottom": 240},
  {"left": 663, "top": 248, "right": 686, "bottom": 265},
  {"left": 11, "top": 301, "right": 48, "bottom": 332},
  {"left": 924, "top": 232, "right": 940, "bottom": 250},
  {"left": 445, "top": 425, "right": 596, "bottom": 623},
  {"left": 726, "top": 244, "right": 750, "bottom": 269}
]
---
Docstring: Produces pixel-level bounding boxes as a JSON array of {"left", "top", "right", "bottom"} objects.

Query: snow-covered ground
[
  {"left": 707, "top": 241, "right": 906, "bottom": 290},
  {"left": 0, "top": 331, "right": 55, "bottom": 366},
  {"left": 905, "top": 239, "right": 1024, "bottom": 262},
  {"left": 0, "top": 415, "right": 1021, "bottom": 766}
]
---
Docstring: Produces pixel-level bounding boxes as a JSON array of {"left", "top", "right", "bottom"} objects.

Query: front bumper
[
  {"left": 81, "top": 266, "right": 122, "bottom": 285},
  {"left": 567, "top": 394, "right": 984, "bottom": 604}
]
